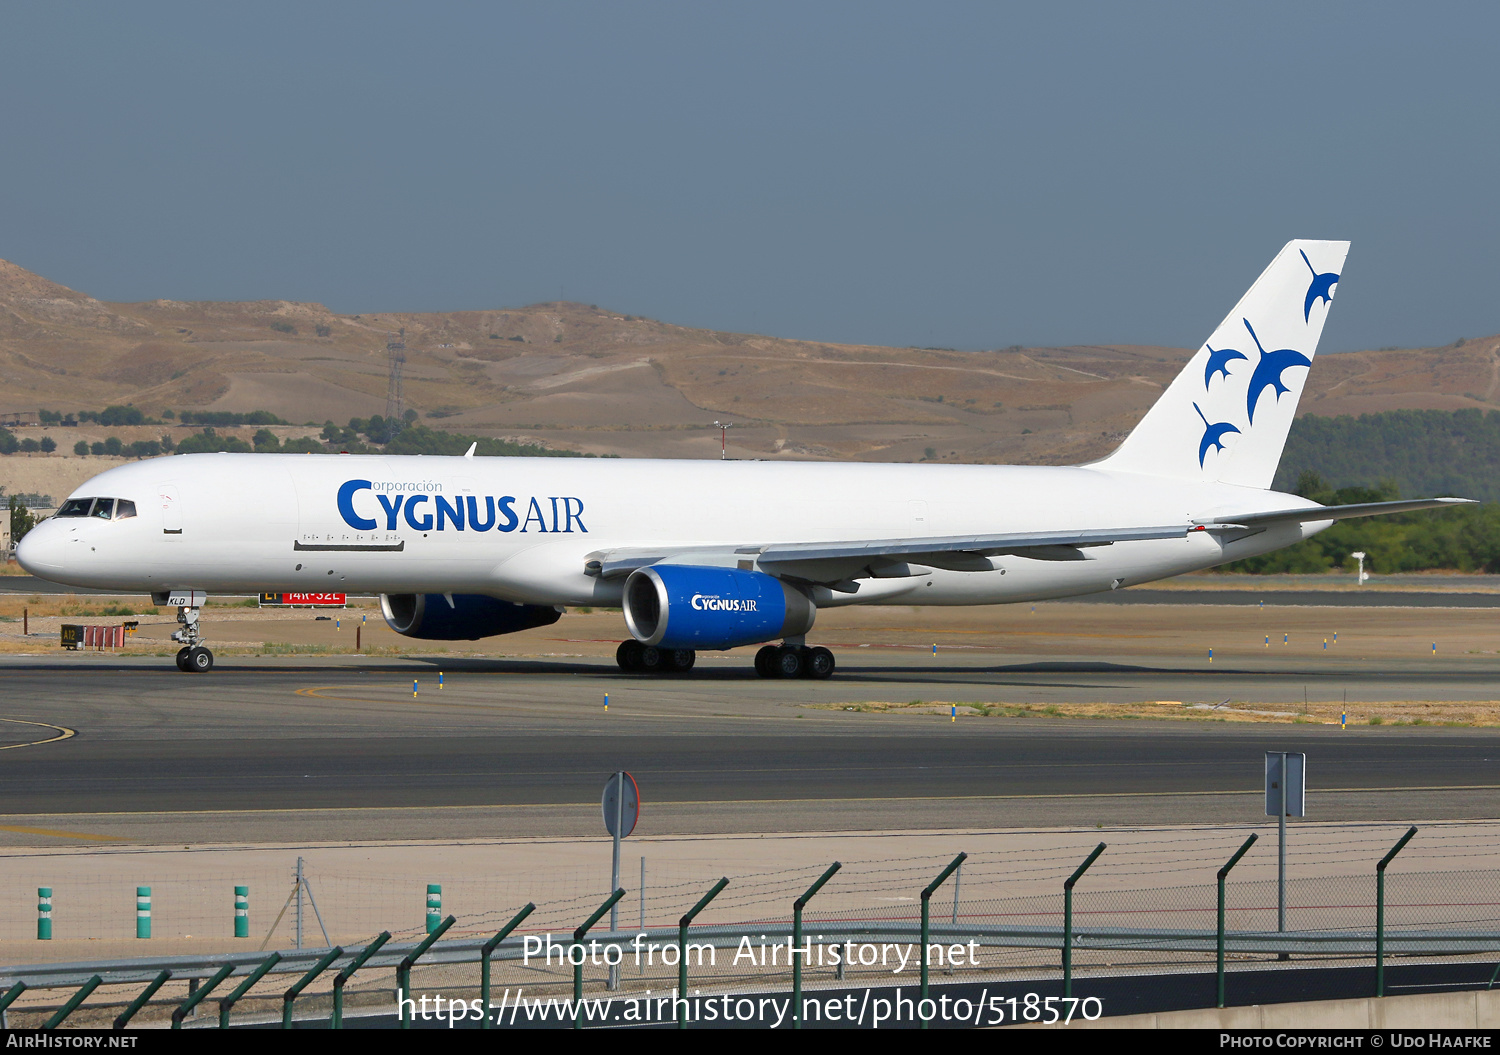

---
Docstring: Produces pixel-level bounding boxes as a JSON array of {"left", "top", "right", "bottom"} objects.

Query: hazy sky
[{"left": 2, "top": 3, "right": 1496, "bottom": 352}]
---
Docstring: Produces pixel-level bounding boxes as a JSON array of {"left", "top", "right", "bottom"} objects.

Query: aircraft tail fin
[{"left": 1093, "top": 239, "right": 1349, "bottom": 489}]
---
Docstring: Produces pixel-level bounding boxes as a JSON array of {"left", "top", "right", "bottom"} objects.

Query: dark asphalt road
[{"left": 2, "top": 658, "right": 1497, "bottom": 817}]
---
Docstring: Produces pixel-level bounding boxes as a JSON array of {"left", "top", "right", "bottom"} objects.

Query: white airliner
[{"left": 16, "top": 240, "right": 1469, "bottom": 676}]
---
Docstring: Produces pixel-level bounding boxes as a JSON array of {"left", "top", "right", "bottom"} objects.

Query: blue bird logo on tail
[
  {"left": 1203, "top": 343, "right": 1247, "bottom": 388},
  {"left": 1193, "top": 402, "right": 1240, "bottom": 467},
  {"left": 1300, "top": 249, "right": 1339, "bottom": 323},
  {"left": 1243, "top": 319, "right": 1312, "bottom": 424}
]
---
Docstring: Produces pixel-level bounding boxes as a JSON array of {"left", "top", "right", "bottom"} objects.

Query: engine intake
[
  {"left": 380, "top": 593, "right": 561, "bottom": 640},
  {"left": 623, "top": 565, "right": 814, "bottom": 650}
]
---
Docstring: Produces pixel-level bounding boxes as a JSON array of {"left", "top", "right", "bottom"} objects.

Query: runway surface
[{"left": 2, "top": 652, "right": 1497, "bottom": 843}]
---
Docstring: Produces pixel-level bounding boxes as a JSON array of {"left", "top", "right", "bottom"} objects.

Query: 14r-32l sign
[{"left": 259, "top": 593, "right": 347, "bottom": 607}]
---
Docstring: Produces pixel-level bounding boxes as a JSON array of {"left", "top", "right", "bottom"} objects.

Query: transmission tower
[{"left": 385, "top": 328, "right": 406, "bottom": 426}]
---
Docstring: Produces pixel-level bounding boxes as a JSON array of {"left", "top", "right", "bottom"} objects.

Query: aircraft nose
[{"left": 15, "top": 523, "right": 66, "bottom": 575}]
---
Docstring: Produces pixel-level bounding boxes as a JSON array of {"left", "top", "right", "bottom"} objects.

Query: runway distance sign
[{"left": 259, "top": 592, "right": 348, "bottom": 607}]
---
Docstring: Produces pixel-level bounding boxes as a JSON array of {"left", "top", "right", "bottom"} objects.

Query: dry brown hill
[{"left": 2, "top": 258, "right": 1497, "bottom": 464}]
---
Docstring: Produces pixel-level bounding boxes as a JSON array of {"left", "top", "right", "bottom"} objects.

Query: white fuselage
[{"left": 16, "top": 453, "right": 1322, "bottom": 608}]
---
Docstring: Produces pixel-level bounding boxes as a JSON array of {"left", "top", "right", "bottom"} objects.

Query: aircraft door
[{"left": 158, "top": 484, "right": 183, "bottom": 536}]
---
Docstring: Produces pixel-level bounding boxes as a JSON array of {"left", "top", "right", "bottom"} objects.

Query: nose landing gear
[{"left": 171, "top": 604, "right": 213, "bottom": 673}]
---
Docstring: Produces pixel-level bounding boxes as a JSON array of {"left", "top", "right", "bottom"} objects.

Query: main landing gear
[
  {"left": 616, "top": 640, "right": 696, "bottom": 674},
  {"left": 614, "top": 640, "right": 835, "bottom": 678},
  {"left": 755, "top": 644, "right": 834, "bottom": 680},
  {"left": 171, "top": 604, "right": 213, "bottom": 673}
]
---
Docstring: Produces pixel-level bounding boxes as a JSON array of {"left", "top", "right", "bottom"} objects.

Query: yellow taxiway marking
[
  {"left": 0, "top": 717, "right": 77, "bottom": 751},
  {"left": 0, "top": 824, "right": 125, "bottom": 842}
]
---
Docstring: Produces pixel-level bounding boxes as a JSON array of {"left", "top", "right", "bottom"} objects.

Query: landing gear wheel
[
  {"left": 774, "top": 646, "right": 804, "bottom": 678},
  {"left": 754, "top": 645, "right": 780, "bottom": 678},
  {"left": 616, "top": 640, "right": 642, "bottom": 672},
  {"left": 666, "top": 648, "right": 696, "bottom": 672},
  {"left": 803, "top": 646, "right": 835, "bottom": 679},
  {"left": 637, "top": 646, "right": 663, "bottom": 672},
  {"left": 175, "top": 647, "right": 192, "bottom": 672},
  {"left": 186, "top": 647, "right": 214, "bottom": 673}
]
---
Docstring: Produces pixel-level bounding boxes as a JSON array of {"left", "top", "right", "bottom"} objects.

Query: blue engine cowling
[
  {"left": 379, "top": 593, "right": 562, "bottom": 641},
  {"left": 622, "top": 565, "right": 815, "bottom": 650}
]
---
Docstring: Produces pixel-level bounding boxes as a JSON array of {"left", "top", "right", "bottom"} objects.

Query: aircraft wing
[
  {"left": 587, "top": 523, "right": 1195, "bottom": 585},
  {"left": 587, "top": 497, "right": 1474, "bottom": 587}
]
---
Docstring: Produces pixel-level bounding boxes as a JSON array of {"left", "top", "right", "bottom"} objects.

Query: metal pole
[
  {"left": 792, "top": 862, "right": 841, "bottom": 1029},
  {"left": 113, "top": 970, "right": 171, "bottom": 1030},
  {"left": 639, "top": 856, "right": 646, "bottom": 975},
  {"left": 295, "top": 857, "right": 303, "bottom": 950},
  {"left": 172, "top": 963, "right": 234, "bottom": 1029},
  {"left": 40, "top": 975, "right": 102, "bottom": 1030},
  {"left": 0, "top": 982, "right": 25, "bottom": 1030},
  {"left": 331, "top": 930, "right": 390, "bottom": 1029},
  {"left": 1278, "top": 752, "right": 1287, "bottom": 934},
  {"left": 573, "top": 889, "right": 625, "bottom": 1029},
  {"left": 951, "top": 860, "right": 962, "bottom": 924},
  {"left": 609, "top": 772, "right": 623, "bottom": 991},
  {"left": 1377, "top": 826, "right": 1418, "bottom": 997},
  {"left": 1218, "top": 833, "right": 1259, "bottom": 1008},
  {"left": 398, "top": 914, "right": 456, "bottom": 1029},
  {"left": 480, "top": 904, "right": 535, "bottom": 1030},
  {"left": 677, "top": 878, "right": 729, "bottom": 1030},
  {"left": 282, "top": 946, "right": 342, "bottom": 1029},
  {"left": 920, "top": 852, "right": 967, "bottom": 1030},
  {"left": 218, "top": 952, "right": 281, "bottom": 1028},
  {"left": 1063, "top": 843, "right": 1106, "bottom": 1000}
]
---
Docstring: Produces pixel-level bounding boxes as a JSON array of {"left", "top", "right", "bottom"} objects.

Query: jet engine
[
  {"left": 379, "top": 593, "right": 561, "bottom": 640},
  {"left": 622, "top": 565, "right": 814, "bottom": 650}
]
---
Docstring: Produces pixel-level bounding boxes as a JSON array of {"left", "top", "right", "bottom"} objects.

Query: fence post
[
  {"left": 676, "top": 878, "right": 728, "bottom": 1030},
  {"left": 40, "top": 975, "right": 101, "bottom": 1030},
  {"left": 234, "top": 886, "right": 249, "bottom": 939},
  {"left": 399, "top": 914, "right": 456, "bottom": 1029},
  {"left": 136, "top": 886, "right": 151, "bottom": 939},
  {"left": 1217, "top": 833, "right": 1258, "bottom": 1008},
  {"left": 331, "top": 930, "right": 390, "bottom": 1029},
  {"left": 282, "top": 946, "right": 342, "bottom": 1029},
  {"left": 793, "top": 862, "right": 841, "bottom": 1029},
  {"left": 295, "top": 858, "right": 304, "bottom": 950},
  {"left": 564, "top": 889, "right": 626, "bottom": 1030},
  {"left": 426, "top": 884, "right": 442, "bottom": 934},
  {"left": 920, "top": 852, "right": 967, "bottom": 1030},
  {"left": 219, "top": 952, "right": 281, "bottom": 1028},
  {"left": 37, "top": 887, "right": 51, "bottom": 940},
  {"left": 1063, "top": 843, "right": 1106, "bottom": 1000},
  {"left": 113, "top": 969, "right": 171, "bottom": 1030},
  {"left": 481, "top": 903, "right": 535, "bottom": 1030},
  {"left": 1, "top": 982, "right": 26, "bottom": 1029},
  {"left": 1377, "top": 826, "right": 1418, "bottom": 998},
  {"left": 172, "top": 963, "right": 235, "bottom": 1029}
]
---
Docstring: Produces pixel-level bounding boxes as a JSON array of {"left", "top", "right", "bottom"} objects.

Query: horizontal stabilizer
[{"left": 1198, "top": 497, "right": 1476, "bottom": 528}]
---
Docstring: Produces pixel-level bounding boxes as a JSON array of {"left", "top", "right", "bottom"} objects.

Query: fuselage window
[
  {"left": 114, "top": 499, "right": 137, "bottom": 520},
  {"left": 90, "top": 498, "right": 116, "bottom": 520},
  {"left": 57, "top": 498, "right": 94, "bottom": 518}
]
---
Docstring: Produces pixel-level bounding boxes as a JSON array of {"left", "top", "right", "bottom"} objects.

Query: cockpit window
[{"left": 56, "top": 497, "right": 136, "bottom": 520}]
